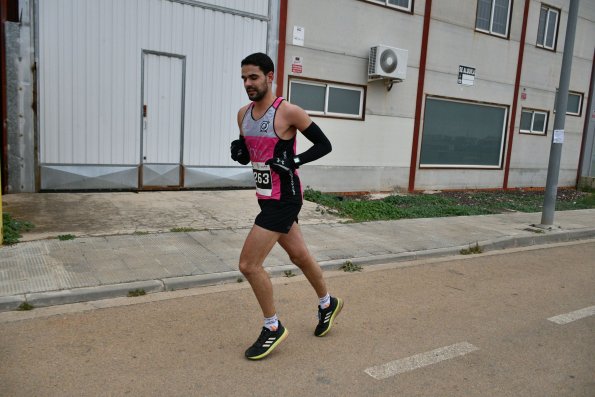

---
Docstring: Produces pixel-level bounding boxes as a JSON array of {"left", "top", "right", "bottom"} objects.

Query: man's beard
[{"left": 247, "top": 85, "right": 268, "bottom": 102}]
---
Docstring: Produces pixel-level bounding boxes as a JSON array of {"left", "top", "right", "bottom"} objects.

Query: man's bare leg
[
  {"left": 238, "top": 224, "right": 281, "bottom": 317},
  {"left": 279, "top": 222, "right": 343, "bottom": 337},
  {"left": 240, "top": 224, "right": 290, "bottom": 360},
  {"left": 277, "top": 222, "right": 327, "bottom": 298}
]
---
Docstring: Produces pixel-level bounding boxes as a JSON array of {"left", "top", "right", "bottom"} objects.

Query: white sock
[
  {"left": 319, "top": 293, "right": 331, "bottom": 309},
  {"left": 264, "top": 314, "right": 279, "bottom": 331}
]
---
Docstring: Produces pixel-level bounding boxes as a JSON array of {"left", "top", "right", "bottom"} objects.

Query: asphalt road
[{"left": 1, "top": 241, "right": 593, "bottom": 396}]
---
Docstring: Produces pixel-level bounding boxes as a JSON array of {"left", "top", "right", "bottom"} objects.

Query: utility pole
[{"left": 540, "top": 0, "right": 579, "bottom": 226}]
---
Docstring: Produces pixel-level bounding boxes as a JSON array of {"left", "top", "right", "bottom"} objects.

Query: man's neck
[{"left": 252, "top": 92, "right": 276, "bottom": 113}]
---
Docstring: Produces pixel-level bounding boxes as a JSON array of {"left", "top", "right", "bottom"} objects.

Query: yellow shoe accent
[
  {"left": 246, "top": 327, "right": 288, "bottom": 360},
  {"left": 317, "top": 298, "right": 343, "bottom": 337}
]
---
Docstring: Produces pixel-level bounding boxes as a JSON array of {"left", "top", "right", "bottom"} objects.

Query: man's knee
[
  {"left": 239, "top": 260, "right": 260, "bottom": 277},
  {"left": 288, "top": 251, "right": 311, "bottom": 268}
]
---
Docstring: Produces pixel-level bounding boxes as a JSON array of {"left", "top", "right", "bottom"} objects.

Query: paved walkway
[{"left": 1, "top": 190, "right": 594, "bottom": 311}]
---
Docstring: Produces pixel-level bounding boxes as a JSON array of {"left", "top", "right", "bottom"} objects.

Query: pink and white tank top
[{"left": 241, "top": 97, "right": 302, "bottom": 203}]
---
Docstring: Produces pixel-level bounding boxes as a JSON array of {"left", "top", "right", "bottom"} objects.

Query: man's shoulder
[
  {"left": 277, "top": 100, "right": 306, "bottom": 117},
  {"left": 237, "top": 103, "right": 251, "bottom": 117}
]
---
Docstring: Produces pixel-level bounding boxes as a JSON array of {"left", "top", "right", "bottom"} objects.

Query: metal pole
[{"left": 540, "top": 0, "right": 580, "bottom": 226}]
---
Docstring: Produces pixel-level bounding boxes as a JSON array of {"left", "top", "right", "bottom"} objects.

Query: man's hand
[
  {"left": 231, "top": 138, "right": 250, "bottom": 165},
  {"left": 265, "top": 156, "right": 297, "bottom": 174}
]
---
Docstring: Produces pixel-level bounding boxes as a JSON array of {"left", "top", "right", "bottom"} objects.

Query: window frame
[
  {"left": 554, "top": 90, "right": 584, "bottom": 117},
  {"left": 288, "top": 77, "right": 366, "bottom": 120},
  {"left": 519, "top": 108, "right": 549, "bottom": 136},
  {"left": 475, "top": 0, "right": 513, "bottom": 39},
  {"left": 360, "top": 0, "right": 414, "bottom": 13},
  {"left": 419, "top": 96, "right": 509, "bottom": 169},
  {"left": 536, "top": 4, "right": 560, "bottom": 51},
  {"left": 566, "top": 91, "right": 583, "bottom": 116}
]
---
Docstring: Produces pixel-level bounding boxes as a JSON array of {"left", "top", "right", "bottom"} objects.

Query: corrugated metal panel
[
  {"left": 183, "top": 8, "right": 268, "bottom": 166},
  {"left": 170, "top": 0, "right": 269, "bottom": 17},
  {"left": 38, "top": 0, "right": 269, "bottom": 167}
]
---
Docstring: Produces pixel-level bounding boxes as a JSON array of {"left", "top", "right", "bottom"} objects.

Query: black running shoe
[
  {"left": 245, "top": 322, "right": 288, "bottom": 360},
  {"left": 315, "top": 296, "right": 343, "bottom": 337}
]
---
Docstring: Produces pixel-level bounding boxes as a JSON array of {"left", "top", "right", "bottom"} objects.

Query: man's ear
[{"left": 266, "top": 71, "right": 274, "bottom": 83}]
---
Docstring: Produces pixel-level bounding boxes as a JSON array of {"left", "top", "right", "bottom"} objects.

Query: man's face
[{"left": 241, "top": 64, "right": 272, "bottom": 102}]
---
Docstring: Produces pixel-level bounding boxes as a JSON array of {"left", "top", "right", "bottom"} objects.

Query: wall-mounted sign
[
  {"left": 458, "top": 65, "right": 475, "bottom": 86},
  {"left": 291, "top": 56, "right": 303, "bottom": 74},
  {"left": 293, "top": 26, "right": 304, "bottom": 46}
]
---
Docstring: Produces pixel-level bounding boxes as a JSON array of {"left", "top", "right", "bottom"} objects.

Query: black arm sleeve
[{"left": 296, "top": 122, "right": 332, "bottom": 166}]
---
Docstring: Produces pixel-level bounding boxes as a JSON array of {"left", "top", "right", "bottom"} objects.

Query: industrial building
[{"left": 1, "top": 0, "right": 594, "bottom": 193}]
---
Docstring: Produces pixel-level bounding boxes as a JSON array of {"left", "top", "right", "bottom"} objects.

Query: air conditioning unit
[{"left": 368, "top": 45, "right": 408, "bottom": 82}]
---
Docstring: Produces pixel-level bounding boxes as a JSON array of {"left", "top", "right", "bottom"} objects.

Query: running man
[{"left": 231, "top": 52, "right": 343, "bottom": 360}]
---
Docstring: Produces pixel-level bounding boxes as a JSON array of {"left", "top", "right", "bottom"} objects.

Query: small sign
[
  {"left": 293, "top": 26, "right": 304, "bottom": 46},
  {"left": 521, "top": 92, "right": 527, "bottom": 100},
  {"left": 553, "top": 129, "right": 564, "bottom": 144},
  {"left": 291, "top": 56, "right": 303, "bottom": 74},
  {"left": 458, "top": 65, "right": 475, "bottom": 86}
]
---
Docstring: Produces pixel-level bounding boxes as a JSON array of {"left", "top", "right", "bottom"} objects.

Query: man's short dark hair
[{"left": 241, "top": 52, "right": 275, "bottom": 75}]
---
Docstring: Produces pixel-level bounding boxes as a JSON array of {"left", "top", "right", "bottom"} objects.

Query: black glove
[
  {"left": 265, "top": 156, "right": 297, "bottom": 174},
  {"left": 230, "top": 138, "right": 250, "bottom": 165}
]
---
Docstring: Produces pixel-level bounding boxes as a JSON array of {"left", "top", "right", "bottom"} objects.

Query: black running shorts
[{"left": 255, "top": 199, "right": 302, "bottom": 234}]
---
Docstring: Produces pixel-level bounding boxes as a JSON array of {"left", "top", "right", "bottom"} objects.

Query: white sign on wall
[
  {"left": 293, "top": 26, "right": 304, "bottom": 46},
  {"left": 291, "top": 56, "right": 303, "bottom": 74},
  {"left": 458, "top": 65, "right": 475, "bottom": 86}
]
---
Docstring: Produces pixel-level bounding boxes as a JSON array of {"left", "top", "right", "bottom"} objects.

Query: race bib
[{"left": 252, "top": 162, "right": 272, "bottom": 196}]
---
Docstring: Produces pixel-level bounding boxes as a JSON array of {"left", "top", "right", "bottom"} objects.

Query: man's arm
[
  {"left": 266, "top": 103, "right": 332, "bottom": 173},
  {"left": 286, "top": 103, "right": 332, "bottom": 167},
  {"left": 231, "top": 107, "right": 250, "bottom": 165}
]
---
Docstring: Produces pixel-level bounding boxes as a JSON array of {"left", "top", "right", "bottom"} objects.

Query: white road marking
[
  {"left": 364, "top": 342, "right": 479, "bottom": 380},
  {"left": 547, "top": 305, "right": 595, "bottom": 325}
]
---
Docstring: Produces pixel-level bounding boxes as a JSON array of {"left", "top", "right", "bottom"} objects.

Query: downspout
[
  {"left": 502, "top": 0, "right": 531, "bottom": 189},
  {"left": 276, "top": 0, "right": 287, "bottom": 97},
  {"left": 408, "top": 0, "right": 432, "bottom": 192}
]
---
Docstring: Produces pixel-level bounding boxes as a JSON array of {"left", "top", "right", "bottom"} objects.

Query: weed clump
[{"left": 2, "top": 213, "right": 34, "bottom": 245}]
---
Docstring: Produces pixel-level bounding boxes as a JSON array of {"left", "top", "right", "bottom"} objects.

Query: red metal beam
[
  {"left": 276, "top": 0, "right": 288, "bottom": 97},
  {"left": 576, "top": 48, "right": 595, "bottom": 185},
  {"left": 502, "top": 0, "right": 531, "bottom": 189},
  {"left": 408, "top": 0, "right": 432, "bottom": 192}
]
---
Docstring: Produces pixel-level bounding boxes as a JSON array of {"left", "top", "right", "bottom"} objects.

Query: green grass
[
  {"left": 2, "top": 213, "right": 35, "bottom": 245},
  {"left": 170, "top": 227, "right": 199, "bottom": 233},
  {"left": 17, "top": 301, "right": 34, "bottom": 311},
  {"left": 460, "top": 242, "right": 483, "bottom": 255},
  {"left": 57, "top": 234, "right": 75, "bottom": 241},
  {"left": 340, "top": 260, "right": 363, "bottom": 272},
  {"left": 304, "top": 188, "right": 595, "bottom": 222},
  {"left": 127, "top": 288, "right": 146, "bottom": 297}
]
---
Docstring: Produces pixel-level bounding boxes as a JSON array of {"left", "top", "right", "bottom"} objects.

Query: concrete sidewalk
[{"left": 1, "top": 191, "right": 595, "bottom": 311}]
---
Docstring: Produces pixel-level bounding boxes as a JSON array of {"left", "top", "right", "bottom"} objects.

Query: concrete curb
[
  {"left": 1, "top": 228, "right": 594, "bottom": 312},
  {"left": 0, "top": 295, "right": 27, "bottom": 312},
  {"left": 163, "top": 271, "right": 243, "bottom": 291},
  {"left": 0, "top": 280, "right": 165, "bottom": 311}
]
